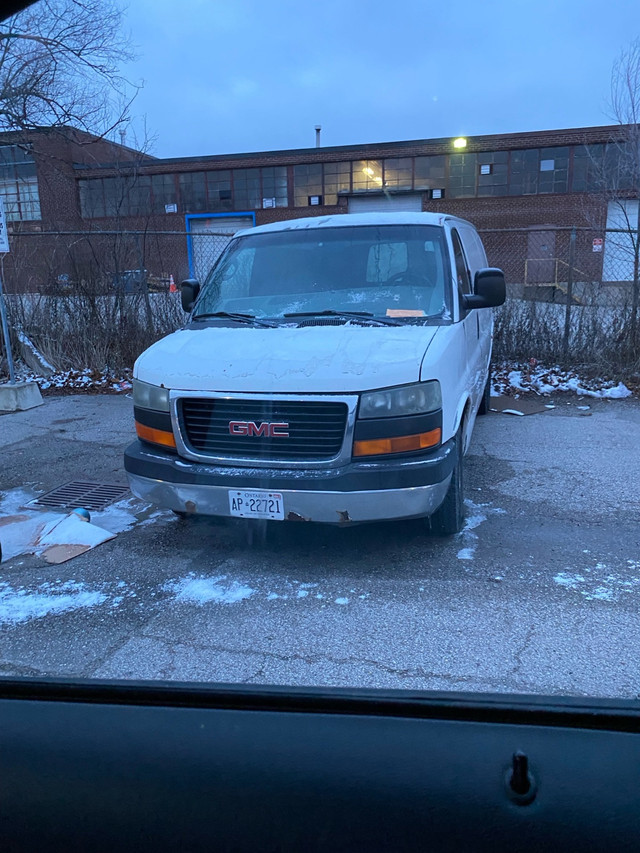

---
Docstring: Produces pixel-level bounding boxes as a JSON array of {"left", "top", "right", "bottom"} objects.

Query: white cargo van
[{"left": 125, "top": 212, "right": 505, "bottom": 534}]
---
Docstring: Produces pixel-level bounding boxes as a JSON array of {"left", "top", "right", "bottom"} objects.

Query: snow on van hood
[{"left": 135, "top": 324, "right": 440, "bottom": 393}]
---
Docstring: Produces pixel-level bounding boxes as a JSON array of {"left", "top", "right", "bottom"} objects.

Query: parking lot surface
[{"left": 1, "top": 393, "right": 639, "bottom": 697}]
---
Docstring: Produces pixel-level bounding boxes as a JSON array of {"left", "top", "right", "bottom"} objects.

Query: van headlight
[
  {"left": 359, "top": 381, "right": 441, "bottom": 419},
  {"left": 132, "top": 379, "right": 170, "bottom": 412}
]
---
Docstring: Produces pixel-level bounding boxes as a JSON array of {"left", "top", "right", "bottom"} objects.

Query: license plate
[{"left": 228, "top": 490, "right": 285, "bottom": 520}]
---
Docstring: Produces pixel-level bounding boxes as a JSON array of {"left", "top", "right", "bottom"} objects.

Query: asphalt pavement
[{"left": 1, "top": 393, "right": 639, "bottom": 697}]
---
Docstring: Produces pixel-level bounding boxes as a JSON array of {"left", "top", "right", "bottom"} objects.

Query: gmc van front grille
[{"left": 178, "top": 398, "right": 349, "bottom": 461}]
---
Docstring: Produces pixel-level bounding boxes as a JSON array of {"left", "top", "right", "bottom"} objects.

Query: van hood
[{"left": 135, "top": 324, "right": 441, "bottom": 393}]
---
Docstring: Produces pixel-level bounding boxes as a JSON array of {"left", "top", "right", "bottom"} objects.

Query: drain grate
[{"left": 31, "top": 481, "right": 130, "bottom": 512}]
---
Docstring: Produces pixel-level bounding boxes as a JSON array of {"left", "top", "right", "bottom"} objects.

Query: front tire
[{"left": 430, "top": 432, "right": 465, "bottom": 536}]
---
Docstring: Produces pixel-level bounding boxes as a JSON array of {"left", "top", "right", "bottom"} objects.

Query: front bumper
[{"left": 124, "top": 439, "right": 455, "bottom": 524}]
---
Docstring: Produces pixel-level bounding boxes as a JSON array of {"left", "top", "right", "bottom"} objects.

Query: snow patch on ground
[
  {"left": 0, "top": 488, "right": 37, "bottom": 517},
  {"left": 456, "top": 499, "right": 504, "bottom": 561},
  {"left": 163, "top": 574, "right": 255, "bottom": 605},
  {"left": 0, "top": 579, "right": 107, "bottom": 625},
  {"left": 457, "top": 548, "right": 475, "bottom": 561},
  {"left": 492, "top": 363, "right": 632, "bottom": 399},
  {"left": 553, "top": 563, "right": 640, "bottom": 602},
  {"left": 15, "top": 330, "right": 56, "bottom": 373},
  {"left": 3, "top": 365, "right": 133, "bottom": 393}
]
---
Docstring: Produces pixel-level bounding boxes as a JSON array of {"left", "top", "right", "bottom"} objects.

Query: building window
[
  {"left": 150, "top": 174, "right": 177, "bottom": 213},
  {"left": 510, "top": 147, "right": 568, "bottom": 195},
  {"left": 179, "top": 172, "right": 207, "bottom": 212},
  {"left": 383, "top": 157, "right": 413, "bottom": 189},
  {"left": 572, "top": 144, "right": 603, "bottom": 193},
  {"left": 323, "top": 161, "right": 350, "bottom": 204},
  {"left": 573, "top": 143, "right": 629, "bottom": 193},
  {"left": 79, "top": 179, "right": 104, "bottom": 218},
  {"left": 261, "top": 166, "right": 288, "bottom": 207},
  {"left": 448, "top": 153, "right": 477, "bottom": 198},
  {"left": 538, "top": 147, "right": 569, "bottom": 193},
  {"left": 0, "top": 145, "right": 41, "bottom": 221},
  {"left": 476, "top": 150, "right": 508, "bottom": 197},
  {"left": 352, "top": 160, "right": 383, "bottom": 191},
  {"left": 124, "top": 175, "right": 151, "bottom": 216},
  {"left": 232, "top": 168, "right": 261, "bottom": 209},
  {"left": 509, "top": 149, "right": 539, "bottom": 195},
  {"left": 293, "top": 163, "right": 322, "bottom": 206},
  {"left": 206, "top": 170, "right": 233, "bottom": 210},
  {"left": 414, "top": 156, "right": 446, "bottom": 190},
  {"left": 431, "top": 188, "right": 444, "bottom": 199}
]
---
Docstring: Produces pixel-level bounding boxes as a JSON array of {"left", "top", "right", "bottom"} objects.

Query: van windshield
[{"left": 192, "top": 224, "right": 450, "bottom": 321}]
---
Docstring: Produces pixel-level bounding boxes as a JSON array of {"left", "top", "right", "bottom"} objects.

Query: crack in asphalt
[
  {"left": 510, "top": 625, "right": 536, "bottom": 677},
  {"left": 0, "top": 660, "right": 49, "bottom": 678},
  {"left": 113, "top": 632, "right": 547, "bottom": 693}
]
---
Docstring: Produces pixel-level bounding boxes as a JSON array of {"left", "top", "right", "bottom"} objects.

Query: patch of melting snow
[
  {"left": 457, "top": 548, "right": 475, "bottom": 561},
  {"left": 553, "top": 572, "right": 585, "bottom": 589},
  {"left": 0, "top": 579, "right": 107, "bottom": 625},
  {"left": 163, "top": 574, "right": 255, "bottom": 605},
  {"left": 492, "top": 363, "right": 633, "bottom": 399},
  {"left": 335, "top": 597, "right": 349, "bottom": 605},
  {"left": 0, "top": 488, "right": 40, "bottom": 516},
  {"left": 553, "top": 565, "right": 640, "bottom": 601},
  {"left": 455, "top": 499, "right": 504, "bottom": 561}
]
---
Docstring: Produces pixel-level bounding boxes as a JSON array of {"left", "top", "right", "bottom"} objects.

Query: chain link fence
[
  {"left": 1, "top": 224, "right": 639, "bottom": 377},
  {"left": 479, "top": 226, "right": 640, "bottom": 372},
  {"left": 0, "top": 229, "right": 232, "bottom": 375}
]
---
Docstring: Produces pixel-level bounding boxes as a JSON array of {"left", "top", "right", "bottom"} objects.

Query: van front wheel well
[{"left": 456, "top": 398, "right": 472, "bottom": 456}]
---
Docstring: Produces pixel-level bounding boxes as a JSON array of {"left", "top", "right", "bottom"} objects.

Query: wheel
[
  {"left": 478, "top": 371, "right": 492, "bottom": 416},
  {"left": 430, "top": 432, "right": 465, "bottom": 536}
]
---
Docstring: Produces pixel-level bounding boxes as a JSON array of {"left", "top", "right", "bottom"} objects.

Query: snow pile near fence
[
  {"left": 492, "top": 361, "right": 633, "bottom": 399},
  {"left": 3, "top": 366, "right": 133, "bottom": 393}
]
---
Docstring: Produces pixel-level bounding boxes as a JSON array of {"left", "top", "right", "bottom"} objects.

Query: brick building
[{"left": 0, "top": 123, "right": 636, "bottom": 291}]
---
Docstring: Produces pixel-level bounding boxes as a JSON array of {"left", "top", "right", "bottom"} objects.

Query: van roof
[{"left": 236, "top": 211, "right": 474, "bottom": 237}]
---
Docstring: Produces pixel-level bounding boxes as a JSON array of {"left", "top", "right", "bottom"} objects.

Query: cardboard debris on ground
[
  {"left": 490, "top": 395, "right": 549, "bottom": 416},
  {"left": 37, "top": 514, "right": 115, "bottom": 564},
  {"left": 0, "top": 505, "right": 116, "bottom": 564},
  {"left": 41, "top": 544, "right": 93, "bottom": 564}
]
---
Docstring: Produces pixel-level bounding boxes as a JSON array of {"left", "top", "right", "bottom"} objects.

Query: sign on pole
[
  {"left": 0, "top": 197, "right": 16, "bottom": 384},
  {"left": 0, "top": 197, "right": 9, "bottom": 253},
  {"left": 592, "top": 237, "right": 603, "bottom": 253}
]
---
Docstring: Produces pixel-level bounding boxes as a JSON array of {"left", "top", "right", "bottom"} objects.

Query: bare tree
[
  {"left": 585, "top": 40, "right": 640, "bottom": 352},
  {"left": 0, "top": 0, "right": 137, "bottom": 137}
]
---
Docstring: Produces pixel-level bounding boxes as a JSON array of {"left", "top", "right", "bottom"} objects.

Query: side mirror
[
  {"left": 464, "top": 268, "right": 506, "bottom": 309},
  {"left": 181, "top": 279, "right": 200, "bottom": 312}
]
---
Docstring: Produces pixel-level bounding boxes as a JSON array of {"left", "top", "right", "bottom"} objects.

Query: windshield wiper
[
  {"left": 283, "top": 309, "right": 401, "bottom": 326},
  {"left": 191, "top": 311, "right": 276, "bottom": 328}
]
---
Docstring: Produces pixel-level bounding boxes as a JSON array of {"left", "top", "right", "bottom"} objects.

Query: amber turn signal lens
[
  {"left": 353, "top": 427, "right": 441, "bottom": 457},
  {"left": 135, "top": 421, "right": 177, "bottom": 448}
]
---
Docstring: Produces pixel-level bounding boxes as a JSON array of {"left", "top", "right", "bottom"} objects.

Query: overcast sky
[{"left": 121, "top": 0, "right": 639, "bottom": 159}]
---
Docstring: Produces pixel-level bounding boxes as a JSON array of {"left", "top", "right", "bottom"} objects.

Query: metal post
[
  {"left": 562, "top": 228, "right": 576, "bottom": 360},
  {"left": 0, "top": 264, "right": 16, "bottom": 384}
]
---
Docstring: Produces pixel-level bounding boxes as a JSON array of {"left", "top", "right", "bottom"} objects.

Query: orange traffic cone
[{"left": 169, "top": 274, "right": 177, "bottom": 293}]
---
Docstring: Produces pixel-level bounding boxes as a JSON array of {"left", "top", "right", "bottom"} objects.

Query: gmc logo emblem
[{"left": 229, "top": 420, "right": 290, "bottom": 438}]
